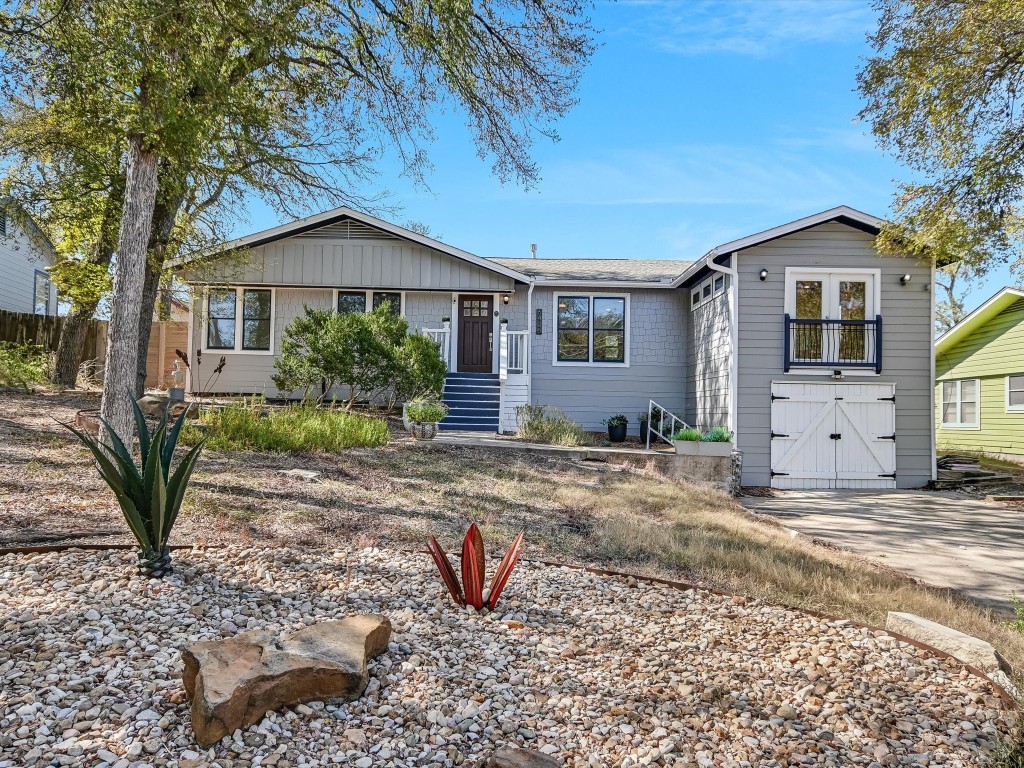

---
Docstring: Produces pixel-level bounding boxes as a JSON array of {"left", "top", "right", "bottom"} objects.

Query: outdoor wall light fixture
[
  {"left": 831, "top": 369, "right": 845, "bottom": 380},
  {"left": 759, "top": 268, "right": 768, "bottom": 281},
  {"left": 900, "top": 274, "right": 912, "bottom": 286},
  {"left": 502, "top": 294, "right": 510, "bottom": 305}
]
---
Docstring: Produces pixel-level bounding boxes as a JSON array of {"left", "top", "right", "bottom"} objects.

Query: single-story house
[
  {"left": 0, "top": 201, "right": 58, "bottom": 316},
  {"left": 934, "top": 286, "right": 1024, "bottom": 460},
  {"left": 176, "top": 205, "right": 935, "bottom": 489}
]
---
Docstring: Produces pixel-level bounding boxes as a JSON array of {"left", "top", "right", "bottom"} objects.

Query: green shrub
[
  {"left": 702, "top": 426, "right": 734, "bottom": 442},
  {"left": 0, "top": 341, "right": 48, "bottom": 389},
  {"left": 672, "top": 427, "right": 702, "bottom": 441},
  {"left": 405, "top": 399, "right": 448, "bottom": 423},
  {"left": 185, "top": 397, "right": 390, "bottom": 452},
  {"left": 516, "top": 404, "right": 593, "bottom": 446},
  {"left": 603, "top": 414, "right": 628, "bottom": 427}
]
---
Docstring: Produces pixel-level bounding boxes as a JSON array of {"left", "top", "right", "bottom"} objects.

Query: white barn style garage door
[{"left": 770, "top": 381, "right": 896, "bottom": 489}]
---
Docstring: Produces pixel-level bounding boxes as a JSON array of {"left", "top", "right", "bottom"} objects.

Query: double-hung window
[
  {"left": 206, "top": 287, "right": 273, "bottom": 352},
  {"left": 941, "top": 379, "right": 979, "bottom": 428},
  {"left": 555, "top": 294, "right": 627, "bottom": 365},
  {"left": 1007, "top": 375, "right": 1024, "bottom": 412}
]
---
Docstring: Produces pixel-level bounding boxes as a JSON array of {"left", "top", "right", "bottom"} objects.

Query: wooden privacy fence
[
  {"left": 0, "top": 309, "right": 107, "bottom": 363},
  {"left": 144, "top": 320, "right": 188, "bottom": 389},
  {"left": 0, "top": 309, "right": 186, "bottom": 390}
]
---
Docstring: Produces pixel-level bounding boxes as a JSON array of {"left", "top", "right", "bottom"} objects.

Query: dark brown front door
[{"left": 458, "top": 295, "right": 493, "bottom": 373}]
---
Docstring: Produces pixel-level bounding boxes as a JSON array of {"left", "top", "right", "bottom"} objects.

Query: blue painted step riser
[
  {"left": 439, "top": 426, "right": 497, "bottom": 433},
  {"left": 442, "top": 415, "right": 500, "bottom": 423},
  {"left": 443, "top": 391, "right": 500, "bottom": 401},
  {"left": 445, "top": 372, "right": 499, "bottom": 379},
  {"left": 446, "top": 407, "right": 499, "bottom": 415},
  {"left": 444, "top": 382, "right": 500, "bottom": 390}
]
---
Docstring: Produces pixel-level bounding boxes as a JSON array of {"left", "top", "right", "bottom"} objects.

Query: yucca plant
[
  {"left": 64, "top": 394, "right": 205, "bottom": 578},
  {"left": 427, "top": 523, "right": 525, "bottom": 610}
]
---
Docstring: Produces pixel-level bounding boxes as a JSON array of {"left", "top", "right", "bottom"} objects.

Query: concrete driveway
[{"left": 740, "top": 490, "right": 1024, "bottom": 612}]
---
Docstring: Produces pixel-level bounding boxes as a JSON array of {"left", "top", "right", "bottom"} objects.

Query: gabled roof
[
  {"left": 178, "top": 206, "right": 533, "bottom": 284},
  {"left": 935, "top": 286, "right": 1024, "bottom": 356},
  {"left": 672, "top": 205, "right": 886, "bottom": 287},
  {"left": 488, "top": 258, "right": 692, "bottom": 283}
]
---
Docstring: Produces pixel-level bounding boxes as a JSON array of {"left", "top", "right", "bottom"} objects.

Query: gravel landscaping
[{"left": 0, "top": 546, "right": 1012, "bottom": 768}]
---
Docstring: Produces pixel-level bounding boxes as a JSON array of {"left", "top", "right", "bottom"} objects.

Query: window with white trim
[
  {"left": 690, "top": 274, "right": 728, "bottom": 309},
  {"left": 555, "top": 294, "right": 627, "bottom": 365},
  {"left": 33, "top": 270, "right": 51, "bottom": 315},
  {"left": 336, "top": 290, "right": 403, "bottom": 316},
  {"left": 1008, "top": 375, "right": 1024, "bottom": 411},
  {"left": 941, "top": 379, "right": 979, "bottom": 428},
  {"left": 206, "top": 288, "right": 273, "bottom": 352}
]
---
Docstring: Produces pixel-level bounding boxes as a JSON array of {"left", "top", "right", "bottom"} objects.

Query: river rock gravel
[{"left": 0, "top": 547, "right": 1012, "bottom": 768}]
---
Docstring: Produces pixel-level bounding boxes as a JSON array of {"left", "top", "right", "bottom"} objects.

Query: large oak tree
[{"left": 1, "top": 0, "right": 595, "bottom": 444}]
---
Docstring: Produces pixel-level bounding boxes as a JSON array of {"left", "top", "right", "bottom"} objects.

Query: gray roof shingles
[{"left": 487, "top": 258, "right": 692, "bottom": 282}]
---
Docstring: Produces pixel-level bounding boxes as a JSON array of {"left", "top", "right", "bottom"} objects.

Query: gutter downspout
[
  {"left": 706, "top": 254, "right": 739, "bottom": 439},
  {"left": 526, "top": 280, "right": 535, "bottom": 408}
]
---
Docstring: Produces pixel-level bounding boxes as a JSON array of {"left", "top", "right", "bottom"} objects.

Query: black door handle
[{"left": 830, "top": 433, "right": 842, "bottom": 440}]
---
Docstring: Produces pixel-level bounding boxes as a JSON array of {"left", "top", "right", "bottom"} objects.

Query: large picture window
[
  {"left": 555, "top": 294, "right": 628, "bottom": 365},
  {"left": 372, "top": 291, "right": 402, "bottom": 315},
  {"left": 941, "top": 379, "right": 979, "bottom": 428},
  {"left": 336, "top": 290, "right": 403, "bottom": 316},
  {"left": 337, "top": 291, "right": 367, "bottom": 314},
  {"left": 206, "top": 287, "right": 273, "bottom": 352}
]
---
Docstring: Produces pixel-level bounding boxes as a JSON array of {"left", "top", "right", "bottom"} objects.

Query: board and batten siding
[
  {"left": 185, "top": 236, "right": 515, "bottom": 292},
  {"left": 935, "top": 299, "right": 1024, "bottom": 456},
  {"left": 735, "top": 221, "right": 934, "bottom": 489},
  {"left": 0, "top": 218, "right": 57, "bottom": 315},
  {"left": 529, "top": 287, "right": 687, "bottom": 434},
  {"left": 684, "top": 285, "right": 731, "bottom": 429}
]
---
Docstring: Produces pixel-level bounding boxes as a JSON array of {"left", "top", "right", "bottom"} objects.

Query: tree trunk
[
  {"left": 51, "top": 309, "right": 95, "bottom": 388},
  {"left": 134, "top": 189, "right": 186, "bottom": 398},
  {"left": 99, "top": 136, "right": 160, "bottom": 447}
]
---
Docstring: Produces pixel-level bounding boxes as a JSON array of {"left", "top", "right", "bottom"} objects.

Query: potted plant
[
  {"left": 672, "top": 425, "right": 734, "bottom": 457},
  {"left": 604, "top": 414, "right": 628, "bottom": 443},
  {"left": 405, "top": 399, "right": 448, "bottom": 440},
  {"left": 638, "top": 410, "right": 653, "bottom": 443},
  {"left": 441, "top": 316, "right": 451, "bottom": 330}
]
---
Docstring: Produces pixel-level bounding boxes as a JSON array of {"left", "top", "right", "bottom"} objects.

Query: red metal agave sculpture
[{"left": 427, "top": 523, "right": 525, "bottom": 610}]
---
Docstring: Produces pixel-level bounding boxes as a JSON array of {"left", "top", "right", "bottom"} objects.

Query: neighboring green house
[{"left": 935, "top": 286, "right": 1024, "bottom": 459}]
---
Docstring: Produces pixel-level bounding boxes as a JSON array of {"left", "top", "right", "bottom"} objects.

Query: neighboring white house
[{"left": 0, "top": 202, "right": 58, "bottom": 316}]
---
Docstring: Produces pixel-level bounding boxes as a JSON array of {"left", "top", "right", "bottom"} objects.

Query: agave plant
[
  {"left": 64, "top": 394, "right": 205, "bottom": 578},
  {"left": 427, "top": 523, "right": 525, "bottom": 610}
]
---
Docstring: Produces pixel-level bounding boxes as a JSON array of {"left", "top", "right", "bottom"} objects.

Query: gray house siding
[
  {"left": 734, "top": 221, "right": 933, "bottom": 488},
  {"left": 0, "top": 217, "right": 57, "bottom": 315},
  {"left": 684, "top": 279, "right": 731, "bottom": 429},
  {"left": 405, "top": 292, "right": 454, "bottom": 332},
  {"left": 529, "top": 286, "right": 687, "bottom": 434},
  {"left": 186, "top": 236, "right": 515, "bottom": 292}
]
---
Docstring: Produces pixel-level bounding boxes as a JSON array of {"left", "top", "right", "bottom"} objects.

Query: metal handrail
[
  {"left": 783, "top": 314, "right": 882, "bottom": 373},
  {"left": 646, "top": 399, "right": 691, "bottom": 449}
]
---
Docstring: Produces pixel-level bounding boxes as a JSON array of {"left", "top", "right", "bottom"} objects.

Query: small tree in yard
[{"left": 273, "top": 305, "right": 445, "bottom": 408}]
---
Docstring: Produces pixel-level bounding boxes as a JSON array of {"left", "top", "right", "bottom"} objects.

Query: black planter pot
[
  {"left": 638, "top": 418, "right": 654, "bottom": 444},
  {"left": 607, "top": 422, "right": 628, "bottom": 443}
]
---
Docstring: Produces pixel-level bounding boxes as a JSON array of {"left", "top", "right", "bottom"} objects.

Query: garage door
[{"left": 770, "top": 381, "right": 896, "bottom": 489}]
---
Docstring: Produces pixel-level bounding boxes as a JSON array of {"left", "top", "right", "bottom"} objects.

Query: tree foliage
[
  {"left": 858, "top": 0, "right": 1024, "bottom": 275},
  {"left": 273, "top": 305, "right": 446, "bottom": 408}
]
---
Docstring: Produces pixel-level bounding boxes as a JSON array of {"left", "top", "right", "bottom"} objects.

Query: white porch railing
[
  {"left": 421, "top": 326, "right": 451, "bottom": 368},
  {"left": 499, "top": 327, "right": 529, "bottom": 380},
  {"left": 646, "top": 399, "right": 691, "bottom": 449}
]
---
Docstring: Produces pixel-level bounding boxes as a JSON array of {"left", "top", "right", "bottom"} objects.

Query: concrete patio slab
[{"left": 740, "top": 490, "right": 1024, "bottom": 612}]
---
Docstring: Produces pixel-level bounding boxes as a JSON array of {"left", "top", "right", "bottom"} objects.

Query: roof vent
[{"left": 304, "top": 218, "right": 399, "bottom": 240}]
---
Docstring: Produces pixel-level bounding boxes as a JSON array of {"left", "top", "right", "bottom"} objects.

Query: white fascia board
[
  {"left": 176, "top": 206, "right": 533, "bottom": 285},
  {"left": 935, "top": 286, "right": 1024, "bottom": 355},
  {"left": 533, "top": 279, "right": 675, "bottom": 289}
]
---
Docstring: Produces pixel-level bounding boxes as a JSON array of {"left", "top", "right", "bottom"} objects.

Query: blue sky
[{"left": 242, "top": 0, "right": 1014, "bottom": 314}]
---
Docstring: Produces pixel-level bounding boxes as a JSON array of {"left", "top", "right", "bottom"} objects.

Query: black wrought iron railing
[{"left": 783, "top": 314, "right": 882, "bottom": 373}]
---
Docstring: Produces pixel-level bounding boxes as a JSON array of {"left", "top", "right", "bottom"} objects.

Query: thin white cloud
[{"left": 614, "top": 0, "right": 874, "bottom": 57}]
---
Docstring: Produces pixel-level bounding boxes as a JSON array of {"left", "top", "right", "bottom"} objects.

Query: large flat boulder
[
  {"left": 482, "top": 747, "right": 561, "bottom": 768},
  {"left": 182, "top": 615, "right": 391, "bottom": 746},
  {"left": 885, "top": 611, "right": 1011, "bottom": 675}
]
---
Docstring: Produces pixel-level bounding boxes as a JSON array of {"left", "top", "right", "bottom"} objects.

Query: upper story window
[
  {"left": 691, "top": 274, "right": 728, "bottom": 309},
  {"left": 0, "top": 208, "right": 7, "bottom": 237},
  {"left": 555, "top": 294, "right": 628, "bottom": 365},
  {"left": 33, "top": 270, "right": 51, "bottom": 315},
  {"left": 336, "top": 290, "right": 404, "bottom": 316},
  {"left": 941, "top": 378, "right": 979, "bottom": 428},
  {"left": 206, "top": 287, "right": 273, "bottom": 352}
]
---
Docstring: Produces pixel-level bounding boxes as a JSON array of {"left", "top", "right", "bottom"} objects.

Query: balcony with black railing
[{"left": 783, "top": 314, "right": 882, "bottom": 373}]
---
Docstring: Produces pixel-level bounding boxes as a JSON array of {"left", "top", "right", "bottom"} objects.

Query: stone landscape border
[{"left": 1, "top": 542, "right": 1018, "bottom": 711}]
